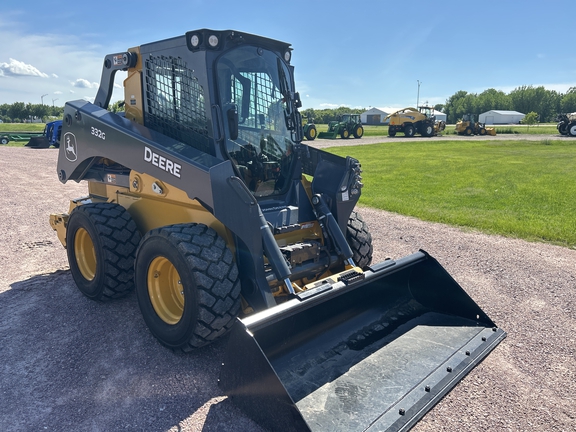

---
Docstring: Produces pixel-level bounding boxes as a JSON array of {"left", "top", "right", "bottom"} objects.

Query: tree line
[
  {"left": 4, "top": 84, "right": 576, "bottom": 125},
  {"left": 440, "top": 86, "right": 576, "bottom": 124},
  {"left": 300, "top": 106, "right": 364, "bottom": 124},
  {"left": 0, "top": 102, "right": 64, "bottom": 123},
  {"left": 303, "top": 85, "right": 576, "bottom": 125}
]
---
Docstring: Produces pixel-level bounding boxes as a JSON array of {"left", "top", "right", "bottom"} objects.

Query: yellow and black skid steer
[{"left": 50, "top": 29, "right": 505, "bottom": 431}]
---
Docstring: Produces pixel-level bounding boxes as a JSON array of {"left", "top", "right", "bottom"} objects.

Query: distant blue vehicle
[{"left": 25, "top": 120, "right": 62, "bottom": 148}]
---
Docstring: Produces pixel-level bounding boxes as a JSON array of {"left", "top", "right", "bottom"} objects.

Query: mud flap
[
  {"left": 25, "top": 136, "right": 51, "bottom": 148},
  {"left": 219, "top": 250, "right": 506, "bottom": 432}
]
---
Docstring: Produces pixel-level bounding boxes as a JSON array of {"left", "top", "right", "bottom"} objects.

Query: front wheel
[
  {"left": 404, "top": 124, "right": 415, "bottom": 137},
  {"left": 568, "top": 122, "right": 576, "bottom": 137},
  {"left": 388, "top": 128, "right": 396, "bottom": 137},
  {"left": 66, "top": 203, "right": 141, "bottom": 300},
  {"left": 341, "top": 129, "right": 350, "bottom": 139},
  {"left": 1, "top": 136, "right": 9, "bottom": 145},
  {"left": 346, "top": 210, "right": 373, "bottom": 269},
  {"left": 422, "top": 124, "right": 434, "bottom": 137},
  {"left": 135, "top": 224, "right": 241, "bottom": 351}
]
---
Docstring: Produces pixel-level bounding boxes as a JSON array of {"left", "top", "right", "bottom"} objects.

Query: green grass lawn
[
  {"left": 0, "top": 123, "right": 45, "bottom": 132},
  {"left": 327, "top": 139, "right": 576, "bottom": 248}
]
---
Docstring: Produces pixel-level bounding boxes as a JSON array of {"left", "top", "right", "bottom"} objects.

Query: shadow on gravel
[{"left": 0, "top": 270, "right": 250, "bottom": 431}]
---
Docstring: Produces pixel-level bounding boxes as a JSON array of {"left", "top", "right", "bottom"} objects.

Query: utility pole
[
  {"left": 41, "top": 94, "right": 48, "bottom": 105},
  {"left": 416, "top": 80, "right": 421, "bottom": 109}
]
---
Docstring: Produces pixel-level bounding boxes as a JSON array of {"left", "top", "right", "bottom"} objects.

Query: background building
[{"left": 479, "top": 110, "right": 525, "bottom": 124}]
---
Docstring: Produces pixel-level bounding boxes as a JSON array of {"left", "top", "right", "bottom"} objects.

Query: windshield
[{"left": 217, "top": 46, "right": 296, "bottom": 197}]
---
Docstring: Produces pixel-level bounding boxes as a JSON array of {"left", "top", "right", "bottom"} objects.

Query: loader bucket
[
  {"left": 25, "top": 136, "right": 51, "bottom": 148},
  {"left": 317, "top": 131, "right": 339, "bottom": 139},
  {"left": 220, "top": 250, "right": 505, "bottom": 432}
]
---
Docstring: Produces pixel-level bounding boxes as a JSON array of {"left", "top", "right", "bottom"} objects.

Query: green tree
[
  {"left": 560, "top": 87, "right": 576, "bottom": 113},
  {"left": 8, "top": 102, "right": 26, "bottom": 122},
  {"left": 521, "top": 111, "right": 539, "bottom": 130},
  {"left": 109, "top": 100, "right": 125, "bottom": 113}
]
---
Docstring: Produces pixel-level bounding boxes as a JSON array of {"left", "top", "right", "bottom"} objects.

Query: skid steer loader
[{"left": 50, "top": 29, "right": 505, "bottom": 431}]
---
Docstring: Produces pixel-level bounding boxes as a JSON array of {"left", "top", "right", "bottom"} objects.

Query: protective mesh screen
[
  {"left": 232, "top": 72, "right": 282, "bottom": 130},
  {"left": 144, "top": 55, "right": 213, "bottom": 155}
]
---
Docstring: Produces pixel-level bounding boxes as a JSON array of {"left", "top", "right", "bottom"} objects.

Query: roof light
[
  {"left": 208, "top": 34, "right": 219, "bottom": 48},
  {"left": 284, "top": 50, "right": 291, "bottom": 63},
  {"left": 190, "top": 34, "right": 200, "bottom": 48}
]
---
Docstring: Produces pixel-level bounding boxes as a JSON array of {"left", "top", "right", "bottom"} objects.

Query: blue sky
[{"left": 1, "top": 0, "right": 575, "bottom": 110}]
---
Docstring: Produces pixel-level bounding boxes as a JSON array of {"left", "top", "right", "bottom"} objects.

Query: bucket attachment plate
[
  {"left": 220, "top": 250, "right": 506, "bottom": 432},
  {"left": 317, "top": 131, "right": 339, "bottom": 139},
  {"left": 25, "top": 136, "right": 51, "bottom": 148}
]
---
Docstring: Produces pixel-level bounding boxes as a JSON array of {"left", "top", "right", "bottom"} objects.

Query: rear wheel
[
  {"left": 346, "top": 210, "right": 373, "bottom": 269},
  {"left": 135, "top": 224, "right": 241, "bottom": 351},
  {"left": 341, "top": 129, "right": 350, "bottom": 139},
  {"left": 404, "top": 124, "right": 415, "bottom": 137},
  {"left": 1, "top": 136, "right": 9, "bottom": 145},
  {"left": 66, "top": 203, "right": 141, "bottom": 300},
  {"left": 568, "top": 123, "right": 576, "bottom": 137},
  {"left": 305, "top": 125, "right": 317, "bottom": 140},
  {"left": 353, "top": 125, "right": 364, "bottom": 138}
]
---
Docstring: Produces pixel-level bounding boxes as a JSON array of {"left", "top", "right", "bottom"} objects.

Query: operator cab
[{"left": 216, "top": 45, "right": 302, "bottom": 198}]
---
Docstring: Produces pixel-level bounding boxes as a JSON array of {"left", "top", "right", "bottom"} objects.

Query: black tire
[
  {"left": 305, "top": 125, "right": 317, "bottom": 140},
  {"left": 1, "top": 136, "right": 9, "bottom": 145},
  {"left": 388, "top": 128, "right": 396, "bottom": 137},
  {"left": 66, "top": 203, "right": 141, "bottom": 301},
  {"left": 135, "top": 224, "right": 241, "bottom": 351},
  {"left": 353, "top": 125, "right": 364, "bottom": 138},
  {"left": 346, "top": 210, "right": 373, "bottom": 269},
  {"left": 341, "top": 129, "right": 350, "bottom": 139},
  {"left": 404, "top": 124, "right": 415, "bottom": 137},
  {"left": 465, "top": 127, "right": 473, "bottom": 136},
  {"left": 479, "top": 128, "right": 487, "bottom": 136},
  {"left": 568, "top": 122, "right": 576, "bottom": 137},
  {"left": 558, "top": 123, "right": 568, "bottom": 135},
  {"left": 422, "top": 124, "right": 434, "bottom": 137}
]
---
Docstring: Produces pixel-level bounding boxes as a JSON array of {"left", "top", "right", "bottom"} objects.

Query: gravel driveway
[{"left": 0, "top": 145, "right": 574, "bottom": 431}]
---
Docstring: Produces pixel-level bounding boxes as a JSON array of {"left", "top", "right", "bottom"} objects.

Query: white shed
[
  {"left": 432, "top": 109, "right": 447, "bottom": 122},
  {"left": 479, "top": 110, "right": 525, "bottom": 125},
  {"left": 361, "top": 107, "right": 397, "bottom": 125}
]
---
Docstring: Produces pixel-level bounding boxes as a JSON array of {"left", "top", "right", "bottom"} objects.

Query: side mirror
[
  {"left": 294, "top": 92, "right": 302, "bottom": 109},
  {"left": 227, "top": 106, "right": 239, "bottom": 140}
]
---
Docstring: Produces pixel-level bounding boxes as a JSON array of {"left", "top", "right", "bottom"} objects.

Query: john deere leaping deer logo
[{"left": 64, "top": 132, "right": 78, "bottom": 162}]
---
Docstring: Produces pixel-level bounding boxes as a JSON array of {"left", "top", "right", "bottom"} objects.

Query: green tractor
[
  {"left": 318, "top": 113, "right": 364, "bottom": 139},
  {"left": 302, "top": 115, "right": 317, "bottom": 140}
]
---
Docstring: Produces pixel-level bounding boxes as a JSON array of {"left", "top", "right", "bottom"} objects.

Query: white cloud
[
  {"left": 52, "top": 73, "right": 59, "bottom": 78},
  {"left": 72, "top": 78, "right": 99, "bottom": 89},
  {"left": 0, "top": 58, "right": 49, "bottom": 78}
]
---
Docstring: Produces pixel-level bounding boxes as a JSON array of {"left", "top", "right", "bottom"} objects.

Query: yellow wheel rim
[
  {"left": 310, "top": 128, "right": 316, "bottom": 138},
  {"left": 357, "top": 127, "right": 362, "bottom": 136},
  {"left": 147, "top": 257, "right": 184, "bottom": 325},
  {"left": 74, "top": 228, "right": 96, "bottom": 281}
]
